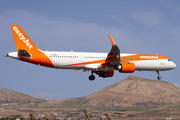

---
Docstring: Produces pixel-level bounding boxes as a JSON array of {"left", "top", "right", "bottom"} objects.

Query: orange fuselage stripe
[
  {"left": 64, "top": 54, "right": 168, "bottom": 67},
  {"left": 65, "top": 59, "right": 106, "bottom": 66}
]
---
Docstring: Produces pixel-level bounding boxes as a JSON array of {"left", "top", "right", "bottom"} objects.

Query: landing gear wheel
[
  {"left": 157, "top": 76, "right": 162, "bottom": 80},
  {"left": 156, "top": 71, "right": 162, "bottom": 80},
  {"left": 102, "top": 72, "right": 108, "bottom": 78},
  {"left": 89, "top": 75, "right": 95, "bottom": 81}
]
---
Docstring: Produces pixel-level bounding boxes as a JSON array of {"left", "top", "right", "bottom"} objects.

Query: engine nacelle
[
  {"left": 98, "top": 71, "right": 114, "bottom": 77},
  {"left": 119, "top": 62, "right": 135, "bottom": 73}
]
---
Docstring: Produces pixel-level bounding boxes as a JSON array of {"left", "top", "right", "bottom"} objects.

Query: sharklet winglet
[{"left": 108, "top": 34, "right": 116, "bottom": 45}]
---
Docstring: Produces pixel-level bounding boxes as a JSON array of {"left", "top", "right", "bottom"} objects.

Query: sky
[{"left": 0, "top": 0, "right": 179, "bottom": 100}]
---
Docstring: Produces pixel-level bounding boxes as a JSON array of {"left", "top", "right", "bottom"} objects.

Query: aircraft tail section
[
  {"left": 9, "top": 25, "right": 53, "bottom": 68},
  {"left": 10, "top": 25, "right": 39, "bottom": 53}
]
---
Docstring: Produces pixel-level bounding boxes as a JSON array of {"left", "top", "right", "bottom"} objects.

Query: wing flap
[{"left": 85, "top": 64, "right": 101, "bottom": 69}]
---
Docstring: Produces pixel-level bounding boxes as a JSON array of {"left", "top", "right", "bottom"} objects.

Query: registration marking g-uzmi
[{"left": 13, "top": 26, "right": 33, "bottom": 50}]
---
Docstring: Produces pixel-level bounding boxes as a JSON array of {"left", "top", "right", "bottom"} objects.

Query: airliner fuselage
[{"left": 7, "top": 25, "right": 176, "bottom": 80}]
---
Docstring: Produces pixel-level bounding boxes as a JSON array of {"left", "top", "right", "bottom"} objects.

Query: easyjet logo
[
  {"left": 13, "top": 26, "right": 33, "bottom": 50},
  {"left": 140, "top": 55, "right": 158, "bottom": 59}
]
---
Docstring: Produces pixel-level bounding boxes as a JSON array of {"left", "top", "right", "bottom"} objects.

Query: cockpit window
[{"left": 168, "top": 59, "right": 171, "bottom": 61}]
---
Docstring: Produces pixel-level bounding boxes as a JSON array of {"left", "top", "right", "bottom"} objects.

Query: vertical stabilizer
[
  {"left": 9, "top": 25, "right": 53, "bottom": 68},
  {"left": 10, "top": 25, "right": 39, "bottom": 54}
]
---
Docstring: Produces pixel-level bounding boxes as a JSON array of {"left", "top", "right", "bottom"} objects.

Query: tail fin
[
  {"left": 10, "top": 25, "right": 39, "bottom": 54},
  {"left": 10, "top": 25, "right": 53, "bottom": 68}
]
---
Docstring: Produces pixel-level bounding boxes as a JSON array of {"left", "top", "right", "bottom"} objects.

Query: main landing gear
[
  {"left": 88, "top": 71, "right": 109, "bottom": 81},
  {"left": 102, "top": 72, "right": 109, "bottom": 78},
  {"left": 89, "top": 71, "right": 95, "bottom": 81},
  {"left": 156, "top": 71, "right": 162, "bottom": 80}
]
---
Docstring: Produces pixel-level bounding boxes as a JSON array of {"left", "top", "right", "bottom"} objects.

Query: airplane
[{"left": 7, "top": 25, "right": 176, "bottom": 81}]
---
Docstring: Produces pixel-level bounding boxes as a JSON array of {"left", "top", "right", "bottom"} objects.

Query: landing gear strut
[
  {"left": 156, "top": 71, "right": 162, "bottom": 80},
  {"left": 89, "top": 71, "right": 95, "bottom": 81},
  {"left": 102, "top": 72, "right": 108, "bottom": 78}
]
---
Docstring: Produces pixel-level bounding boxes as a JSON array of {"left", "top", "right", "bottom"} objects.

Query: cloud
[
  {"left": 0, "top": 10, "right": 135, "bottom": 52},
  {"left": 131, "top": 11, "right": 163, "bottom": 27},
  {"left": 106, "top": 14, "right": 132, "bottom": 27},
  {"left": 1, "top": 9, "right": 177, "bottom": 55},
  {"left": 31, "top": 85, "right": 37, "bottom": 88},
  {"left": 173, "top": 83, "right": 180, "bottom": 88},
  {"left": 1, "top": 9, "right": 179, "bottom": 66},
  {"left": 33, "top": 93, "right": 63, "bottom": 100},
  {"left": 1, "top": 9, "right": 179, "bottom": 61},
  {"left": 75, "top": 87, "right": 87, "bottom": 92}
]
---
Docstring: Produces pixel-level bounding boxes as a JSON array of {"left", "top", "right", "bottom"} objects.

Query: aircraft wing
[{"left": 100, "top": 34, "right": 120, "bottom": 69}]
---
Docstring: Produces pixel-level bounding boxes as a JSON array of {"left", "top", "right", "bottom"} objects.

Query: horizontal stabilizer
[{"left": 18, "top": 49, "right": 31, "bottom": 58}]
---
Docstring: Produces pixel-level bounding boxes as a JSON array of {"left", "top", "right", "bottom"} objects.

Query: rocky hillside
[
  {"left": 81, "top": 75, "right": 180, "bottom": 107},
  {"left": 46, "top": 75, "right": 180, "bottom": 108},
  {"left": 3, "top": 76, "right": 180, "bottom": 110},
  {"left": 0, "top": 88, "right": 44, "bottom": 103}
]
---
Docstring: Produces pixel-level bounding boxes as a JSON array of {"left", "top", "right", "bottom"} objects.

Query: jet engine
[{"left": 118, "top": 62, "right": 135, "bottom": 73}]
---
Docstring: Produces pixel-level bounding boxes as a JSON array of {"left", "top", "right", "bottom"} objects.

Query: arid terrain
[
  {"left": 39, "top": 76, "right": 180, "bottom": 110},
  {"left": 1, "top": 75, "right": 180, "bottom": 119},
  {"left": 0, "top": 88, "right": 44, "bottom": 104}
]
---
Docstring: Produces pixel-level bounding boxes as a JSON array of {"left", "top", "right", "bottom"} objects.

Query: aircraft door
[
  {"left": 41, "top": 53, "right": 46, "bottom": 61},
  {"left": 81, "top": 54, "right": 85, "bottom": 62}
]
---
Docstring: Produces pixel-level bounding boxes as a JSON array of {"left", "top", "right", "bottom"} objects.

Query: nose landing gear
[{"left": 156, "top": 71, "right": 162, "bottom": 80}]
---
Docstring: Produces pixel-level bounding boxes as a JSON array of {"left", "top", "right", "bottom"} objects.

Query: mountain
[
  {"left": 0, "top": 88, "right": 44, "bottom": 103},
  {"left": 45, "top": 75, "right": 180, "bottom": 109},
  {"left": 80, "top": 75, "right": 180, "bottom": 107}
]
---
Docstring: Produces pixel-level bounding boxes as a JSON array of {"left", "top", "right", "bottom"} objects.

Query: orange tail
[
  {"left": 10, "top": 25, "right": 39, "bottom": 53},
  {"left": 10, "top": 25, "right": 53, "bottom": 68}
]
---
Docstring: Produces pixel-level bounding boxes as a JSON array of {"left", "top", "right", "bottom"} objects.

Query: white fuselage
[
  {"left": 8, "top": 51, "right": 176, "bottom": 72},
  {"left": 41, "top": 51, "right": 176, "bottom": 71}
]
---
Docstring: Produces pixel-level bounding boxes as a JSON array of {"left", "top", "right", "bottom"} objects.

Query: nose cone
[
  {"left": 171, "top": 62, "right": 176, "bottom": 69},
  {"left": 166, "top": 61, "right": 176, "bottom": 70}
]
